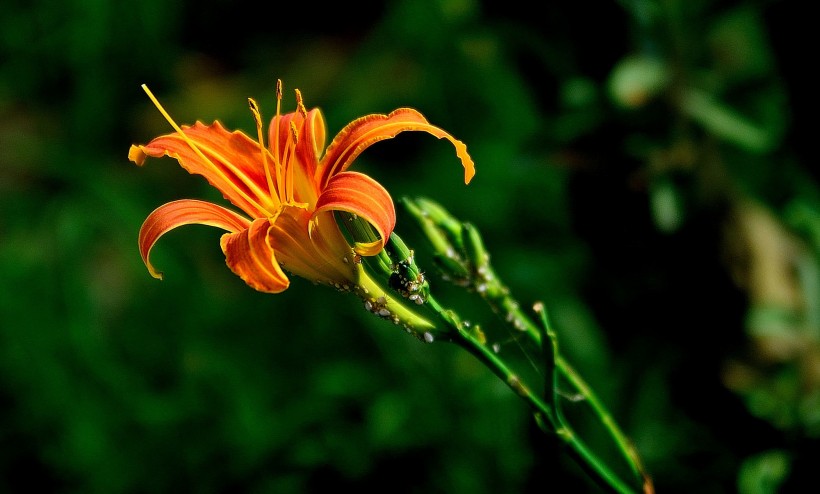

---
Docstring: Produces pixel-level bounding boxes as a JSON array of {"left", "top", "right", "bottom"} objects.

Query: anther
[
  {"left": 290, "top": 122, "right": 299, "bottom": 144},
  {"left": 294, "top": 88, "right": 307, "bottom": 117}
]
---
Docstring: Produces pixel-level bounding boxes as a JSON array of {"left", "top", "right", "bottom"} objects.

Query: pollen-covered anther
[
  {"left": 294, "top": 88, "right": 307, "bottom": 117},
  {"left": 290, "top": 122, "right": 299, "bottom": 144}
]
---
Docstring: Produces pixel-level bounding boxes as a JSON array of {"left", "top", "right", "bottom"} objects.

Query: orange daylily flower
[{"left": 130, "top": 81, "right": 475, "bottom": 305}]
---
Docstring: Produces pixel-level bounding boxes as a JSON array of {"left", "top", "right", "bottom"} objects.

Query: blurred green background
[{"left": 1, "top": 0, "right": 818, "bottom": 492}]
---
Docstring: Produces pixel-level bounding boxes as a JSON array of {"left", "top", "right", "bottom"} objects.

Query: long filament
[
  {"left": 248, "top": 98, "right": 278, "bottom": 206},
  {"left": 141, "top": 84, "right": 270, "bottom": 216},
  {"left": 273, "top": 80, "right": 286, "bottom": 202},
  {"left": 286, "top": 122, "right": 298, "bottom": 203}
]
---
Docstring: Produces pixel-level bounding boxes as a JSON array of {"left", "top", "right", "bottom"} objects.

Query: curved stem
[
  {"left": 472, "top": 264, "right": 650, "bottom": 491},
  {"left": 393, "top": 201, "right": 653, "bottom": 491},
  {"left": 556, "top": 355, "right": 650, "bottom": 488},
  {"left": 487, "top": 294, "right": 651, "bottom": 491},
  {"left": 426, "top": 296, "right": 640, "bottom": 494}
]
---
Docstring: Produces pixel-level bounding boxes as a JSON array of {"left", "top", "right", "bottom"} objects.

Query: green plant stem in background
[
  {"left": 426, "top": 295, "right": 640, "bottom": 494},
  {"left": 395, "top": 197, "right": 654, "bottom": 494}
]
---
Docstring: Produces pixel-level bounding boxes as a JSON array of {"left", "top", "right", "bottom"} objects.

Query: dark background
[{"left": 1, "top": 0, "right": 818, "bottom": 492}]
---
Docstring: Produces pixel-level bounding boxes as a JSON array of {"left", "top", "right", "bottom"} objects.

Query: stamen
[
  {"left": 295, "top": 88, "right": 307, "bottom": 117},
  {"left": 287, "top": 88, "right": 310, "bottom": 207},
  {"left": 275, "top": 79, "right": 283, "bottom": 114},
  {"left": 273, "top": 80, "right": 285, "bottom": 202},
  {"left": 287, "top": 121, "right": 299, "bottom": 203},
  {"left": 278, "top": 126, "right": 296, "bottom": 205},
  {"left": 140, "top": 84, "right": 270, "bottom": 216},
  {"left": 290, "top": 121, "right": 299, "bottom": 144},
  {"left": 248, "top": 98, "right": 278, "bottom": 205},
  {"left": 271, "top": 120, "right": 307, "bottom": 211}
]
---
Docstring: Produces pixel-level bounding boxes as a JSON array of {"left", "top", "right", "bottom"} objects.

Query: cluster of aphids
[
  {"left": 364, "top": 295, "right": 401, "bottom": 325},
  {"left": 388, "top": 251, "right": 429, "bottom": 305}
]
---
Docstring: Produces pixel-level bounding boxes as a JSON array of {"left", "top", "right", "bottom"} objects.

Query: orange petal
[
  {"left": 130, "top": 121, "right": 273, "bottom": 217},
  {"left": 221, "top": 218, "right": 290, "bottom": 293},
  {"left": 138, "top": 199, "right": 252, "bottom": 280},
  {"left": 317, "top": 108, "right": 476, "bottom": 187},
  {"left": 313, "top": 171, "right": 396, "bottom": 256}
]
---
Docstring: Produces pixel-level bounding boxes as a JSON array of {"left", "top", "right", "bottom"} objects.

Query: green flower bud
[
  {"left": 403, "top": 197, "right": 464, "bottom": 251},
  {"left": 462, "top": 222, "right": 489, "bottom": 272},
  {"left": 432, "top": 253, "right": 471, "bottom": 283}
]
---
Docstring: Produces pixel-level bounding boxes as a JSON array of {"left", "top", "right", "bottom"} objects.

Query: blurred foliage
[{"left": 1, "top": 0, "right": 818, "bottom": 493}]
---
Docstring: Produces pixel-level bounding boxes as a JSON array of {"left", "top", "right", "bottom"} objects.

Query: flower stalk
[{"left": 398, "top": 197, "right": 655, "bottom": 494}]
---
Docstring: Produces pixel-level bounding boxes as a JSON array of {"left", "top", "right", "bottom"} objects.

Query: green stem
[
  {"left": 474, "top": 264, "right": 646, "bottom": 488},
  {"left": 397, "top": 198, "right": 652, "bottom": 491},
  {"left": 524, "top": 312, "right": 643, "bottom": 485},
  {"left": 556, "top": 355, "right": 648, "bottom": 486},
  {"left": 426, "top": 296, "right": 639, "bottom": 494},
  {"left": 354, "top": 265, "right": 435, "bottom": 337}
]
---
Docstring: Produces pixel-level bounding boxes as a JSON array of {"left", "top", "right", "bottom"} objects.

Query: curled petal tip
[
  {"left": 145, "top": 262, "right": 164, "bottom": 280},
  {"left": 220, "top": 220, "right": 291, "bottom": 294},
  {"left": 129, "top": 145, "right": 148, "bottom": 166},
  {"left": 453, "top": 140, "right": 475, "bottom": 184},
  {"left": 353, "top": 240, "right": 384, "bottom": 257}
]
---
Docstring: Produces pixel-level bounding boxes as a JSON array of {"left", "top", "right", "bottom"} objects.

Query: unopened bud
[
  {"left": 409, "top": 197, "right": 464, "bottom": 249},
  {"left": 462, "top": 222, "right": 489, "bottom": 272},
  {"left": 432, "top": 253, "right": 470, "bottom": 282}
]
